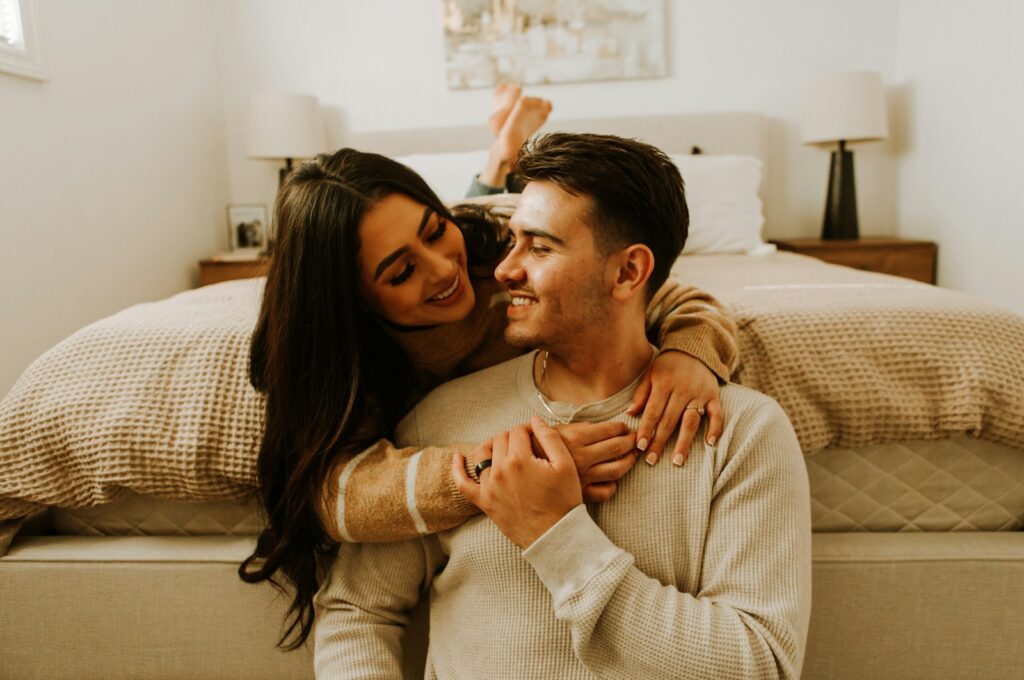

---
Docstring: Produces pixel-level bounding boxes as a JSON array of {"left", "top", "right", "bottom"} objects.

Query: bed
[{"left": 2, "top": 113, "right": 1023, "bottom": 680}]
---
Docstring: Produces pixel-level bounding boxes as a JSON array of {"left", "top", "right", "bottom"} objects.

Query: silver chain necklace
[
  {"left": 535, "top": 349, "right": 655, "bottom": 426},
  {"left": 536, "top": 351, "right": 574, "bottom": 425}
]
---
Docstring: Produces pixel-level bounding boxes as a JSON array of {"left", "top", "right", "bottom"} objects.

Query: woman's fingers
[
  {"left": 557, "top": 420, "right": 630, "bottom": 447},
  {"left": 635, "top": 382, "right": 669, "bottom": 454},
  {"left": 704, "top": 397, "right": 723, "bottom": 447},
  {"left": 580, "top": 453, "right": 639, "bottom": 486},
  {"left": 572, "top": 432, "right": 637, "bottom": 471},
  {"left": 645, "top": 392, "right": 687, "bottom": 465},
  {"left": 669, "top": 402, "right": 704, "bottom": 466},
  {"left": 582, "top": 481, "right": 618, "bottom": 503}
]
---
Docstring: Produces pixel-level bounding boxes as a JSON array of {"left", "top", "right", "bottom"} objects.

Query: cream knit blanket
[
  {"left": 0, "top": 280, "right": 265, "bottom": 520},
  {"left": 673, "top": 252, "right": 1024, "bottom": 453},
  {"left": 2, "top": 253, "right": 1022, "bottom": 522}
]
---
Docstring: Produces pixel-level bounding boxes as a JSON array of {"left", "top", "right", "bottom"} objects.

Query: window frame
[{"left": 0, "top": 0, "right": 45, "bottom": 82}]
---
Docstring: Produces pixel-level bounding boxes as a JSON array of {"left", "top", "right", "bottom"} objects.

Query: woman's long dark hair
[{"left": 238, "top": 148, "right": 507, "bottom": 650}]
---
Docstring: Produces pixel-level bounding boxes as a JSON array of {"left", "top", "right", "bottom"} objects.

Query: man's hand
[
  {"left": 628, "top": 350, "right": 724, "bottom": 467},
  {"left": 453, "top": 416, "right": 583, "bottom": 549}
]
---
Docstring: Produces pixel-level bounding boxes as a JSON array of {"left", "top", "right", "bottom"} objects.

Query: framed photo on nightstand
[{"left": 227, "top": 204, "right": 268, "bottom": 252}]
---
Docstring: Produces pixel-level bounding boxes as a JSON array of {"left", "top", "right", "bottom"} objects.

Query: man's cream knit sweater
[{"left": 314, "top": 351, "right": 812, "bottom": 679}]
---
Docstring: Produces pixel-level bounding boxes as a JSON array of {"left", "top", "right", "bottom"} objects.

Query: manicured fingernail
[
  {"left": 672, "top": 452, "right": 685, "bottom": 466},
  {"left": 707, "top": 435, "right": 717, "bottom": 447},
  {"left": 637, "top": 437, "right": 648, "bottom": 451},
  {"left": 645, "top": 451, "right": 659, "bottom": 466}
]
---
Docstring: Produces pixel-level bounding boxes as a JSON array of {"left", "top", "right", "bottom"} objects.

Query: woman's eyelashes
[
  {"left": 386, "top": 219, "right": 449, "bottom": 287},
  {"left": 389, "top": 263, "right": 414, "bottom": 286},
  {"left": 427, "top": 219, "right": 447, "bottom": 243}
]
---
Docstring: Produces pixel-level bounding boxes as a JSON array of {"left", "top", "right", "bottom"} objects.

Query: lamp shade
[
  {"left": 801, "top": 71, "right": 888, "bottom": 145},
  {"left": 246, "top": 93, "right": 325, "bottom": 159}
]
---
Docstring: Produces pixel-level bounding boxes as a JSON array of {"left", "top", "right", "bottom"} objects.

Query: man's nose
[{"left": 494, "top": 248, "right": 524, "bottom": 284}]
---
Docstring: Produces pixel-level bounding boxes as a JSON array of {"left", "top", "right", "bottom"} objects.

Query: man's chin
[{"left": 504, "top": 329, "right": 539, "bottom": 349}]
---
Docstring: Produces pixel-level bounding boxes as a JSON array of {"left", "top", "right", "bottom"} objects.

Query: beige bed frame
[{"left": 3, "top": 113, "right": 1022, "bottom": 680}]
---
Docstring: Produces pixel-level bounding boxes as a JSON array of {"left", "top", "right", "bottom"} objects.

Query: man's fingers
[
  {"left": 581, "top": 453, "right": 638, "bottom": 485},
  {"left": 582, "top": 481, "right": 618, "bottom": 503},
  {"left": 627, "top": 367, "right": 652, "bottom": 416},
  {"left": 508, "top": 424, "right": 533, "bottom": 462},
  {"left": 530, "top": 416, "right": 573, "bottom": 468},
  {"left": 705, "top": 398, "right": 723, "bottom": 447},
  {"left": 452, "top": 454, "right": 482, "bottom": 508},
  {"left": 490, "top": 430, "right": 509, "bottom": 477}
]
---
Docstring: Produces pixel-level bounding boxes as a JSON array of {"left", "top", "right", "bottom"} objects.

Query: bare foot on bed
[
  {"left": 495, "top": 96, "right": 552, "bottom": 163},
  {"left": 488, "top": 83, "right": 522, "bottom": 136}
]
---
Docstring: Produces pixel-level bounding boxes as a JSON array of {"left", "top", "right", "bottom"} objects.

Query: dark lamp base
[{"left": 822, "top": 141, "right": 859, "bottom": 240}]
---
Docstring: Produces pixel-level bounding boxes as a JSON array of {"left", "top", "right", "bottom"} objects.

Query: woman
[{"left": 240, "top": 91, "right": 739, "bottom": 649}]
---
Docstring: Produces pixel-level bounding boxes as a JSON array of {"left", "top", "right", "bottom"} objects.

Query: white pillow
[
  {"left": 393, "top": 149, "right": 770, "bottom": 255},
  {"left": 671, "top": 155, "right": 769, "bottom": 256},
  {"left": 393, "top": 149, "right": 492, "bottom": 204}
]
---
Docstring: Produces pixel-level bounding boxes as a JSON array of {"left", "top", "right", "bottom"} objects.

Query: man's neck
[{"left": 536, "top": 327, "right": 654, "bottom": 405}]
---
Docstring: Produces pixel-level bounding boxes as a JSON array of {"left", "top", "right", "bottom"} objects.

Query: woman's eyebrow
[{"left": 374, "top": 208, "right": 434, "bottom": 280}]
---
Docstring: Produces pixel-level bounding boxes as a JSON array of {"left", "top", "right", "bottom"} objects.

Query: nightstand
[
  {"left": 198, "top": 256, "right": 270, "bottom": 286},
  {"left": 771, "top": 238, "right": 937, "bottom": 284}
]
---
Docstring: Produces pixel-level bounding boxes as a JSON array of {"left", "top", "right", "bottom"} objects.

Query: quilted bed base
[{"left": 37, "top": 435, "right": 1024, "bottom": 536}]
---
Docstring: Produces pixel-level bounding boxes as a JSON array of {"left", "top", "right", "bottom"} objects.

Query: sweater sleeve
[
  {"left": 314, "top": 537, "right": 444, "bottom": 679},
  {"left": 645, "top": 279, "right": 740, "bottom": 382},
  {"left": 318, "top": 436, "right": 483, "bottom": 543},
  {"left": 521, "top": 400, "right": 812, "bottom": 679}
]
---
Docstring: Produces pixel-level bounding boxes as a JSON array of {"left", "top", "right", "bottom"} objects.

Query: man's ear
[{"left": 609, "top": 244, "right": 655, "bottom": 302}]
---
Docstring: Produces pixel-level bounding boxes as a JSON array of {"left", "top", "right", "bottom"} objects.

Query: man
[{"left": 314, "top": 133, "right": 811, "bottom": 679}]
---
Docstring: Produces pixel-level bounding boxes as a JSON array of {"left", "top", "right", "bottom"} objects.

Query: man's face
[{"left": 494, "top": 180, "right": 612, "bottom": 351}]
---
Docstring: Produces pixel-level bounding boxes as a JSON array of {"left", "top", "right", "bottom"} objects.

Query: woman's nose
[{"left": 423, "top": 246, "right": 456, "bottom": 281}]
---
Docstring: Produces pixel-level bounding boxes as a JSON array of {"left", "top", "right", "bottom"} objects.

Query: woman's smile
[{"left": 359, "top": 193, "right": 476, "bottom": 326}]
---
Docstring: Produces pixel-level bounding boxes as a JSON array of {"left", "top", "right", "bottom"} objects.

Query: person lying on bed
[
  {"left": 238, "top": 93, "right": 740, "bottom": 649},
  {"left": 313, "top": 133, "right": 811, "bottom": 679}
]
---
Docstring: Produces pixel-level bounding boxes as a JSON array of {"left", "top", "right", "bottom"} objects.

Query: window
[{"left": 0, "top": 0, "right": 45, "bottom": 81}]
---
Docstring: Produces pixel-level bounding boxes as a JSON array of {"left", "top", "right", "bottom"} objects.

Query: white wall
[
  {"left": 894, "top": 0, "right": 1024, "bottom": 314},
  {"left": 215, "top": 0, "right": 902, "bottom": 242},
  {"left": 0, "top": 0, "right": 229, "bottom": 396},
  {"left": 4, "top": 1, "right": 1018, "bottom": 397}
]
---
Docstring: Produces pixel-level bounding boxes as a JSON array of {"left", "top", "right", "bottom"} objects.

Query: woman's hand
[
  {"left": 554, "top": 421, "right": 638, "bottom": 503},
  {"left": 628, "top": 350, "right": 723, "bottom": 467}
]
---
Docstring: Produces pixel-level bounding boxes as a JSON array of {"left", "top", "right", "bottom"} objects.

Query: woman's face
[{"left": 358, "top": 193, "right": 475, "bottom": 327}]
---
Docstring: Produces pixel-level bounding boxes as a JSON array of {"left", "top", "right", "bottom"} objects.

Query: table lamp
[
  {"left": 802, "top": 71, "right": 889, "bottom": 240},
  {"left": 246, "top": 93, "right": 326, "bottom": 186}
]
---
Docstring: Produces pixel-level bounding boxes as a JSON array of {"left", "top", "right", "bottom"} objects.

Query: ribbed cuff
[
  {"left": 522, "top": 505, "right": 623, "bottom": 603},
  {"left": 660, "top": 331, "right": 733, "bottom": 383},
  {"left": 446, "top": 445, "right": 481, "bottom": 516}
]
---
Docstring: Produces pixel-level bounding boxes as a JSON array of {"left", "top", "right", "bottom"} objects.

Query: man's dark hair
[{"left": 514, "top": 132, "right": 688, "bottom": 297}]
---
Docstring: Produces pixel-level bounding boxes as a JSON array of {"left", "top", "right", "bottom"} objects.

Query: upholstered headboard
[{"left": 347, "top": 112, "right": 765, "bottom": 160}]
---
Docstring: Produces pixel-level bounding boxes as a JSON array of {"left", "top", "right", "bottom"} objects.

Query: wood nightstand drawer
[
  {"left": 772, "top": 238, "right": 937, "bottom": 284},
  {"left": 199, "top": 258, "right": 270, "bottom": 286}
]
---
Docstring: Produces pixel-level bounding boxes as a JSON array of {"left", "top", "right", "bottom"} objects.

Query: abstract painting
[{"left": 443, "top": 0, "right": 666, "bottom": 89}]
